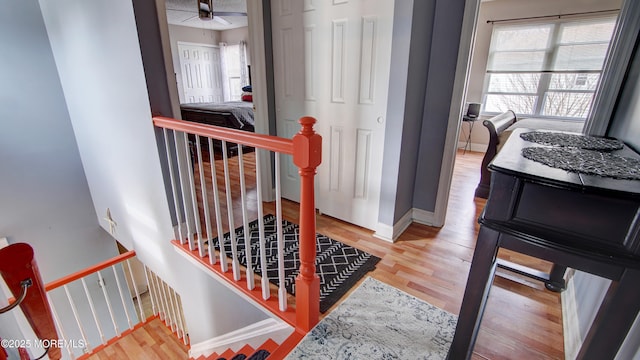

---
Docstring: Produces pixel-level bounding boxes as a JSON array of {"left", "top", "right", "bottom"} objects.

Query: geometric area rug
[
  {"left": 215, "top": 214, "right": 381, "bottom": 313},
  {"left": 286, "top": 277, "right": 458, "bottom": 359}
]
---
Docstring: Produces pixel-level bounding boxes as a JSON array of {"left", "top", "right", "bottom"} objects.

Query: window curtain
[
  {"left": 219, "top": 42, "right": 231, "bottom": 101},
  {"left": 239, "top": 40, "right": 249, "bottom": 87}
]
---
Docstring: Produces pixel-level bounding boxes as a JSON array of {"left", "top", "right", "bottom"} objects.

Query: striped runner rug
[{"left": 215, "top": 214, "right": 381, "bottom": 312}]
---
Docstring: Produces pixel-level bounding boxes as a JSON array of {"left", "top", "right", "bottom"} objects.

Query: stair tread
[{"left": 217, "top": 348, "right": 235, "bottom": 360}]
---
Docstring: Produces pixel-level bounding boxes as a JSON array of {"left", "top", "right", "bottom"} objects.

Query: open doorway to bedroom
[{"left": 458, "top": 0, "right": 622, "bottom": 156}]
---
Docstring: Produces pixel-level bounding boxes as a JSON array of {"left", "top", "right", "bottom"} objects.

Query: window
[
  {"left": 220, "top": 42, "right": 249, "bottom": 101},
  {"left": 483, "top": 16, "right": 617, "bottom": 119}
]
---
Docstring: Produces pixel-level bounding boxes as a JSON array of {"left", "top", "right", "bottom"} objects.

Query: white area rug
[{"left": 286, "top": 277, "right": 458, "bottom": 359}]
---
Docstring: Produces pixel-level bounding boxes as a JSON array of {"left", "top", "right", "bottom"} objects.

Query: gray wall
[
  {"left": 413, "top": 0, "right": 467, "bottom": 213},
  {"left": 379, "top": 0, "right": 466, "bottom": 225},
  {"left": 379, "top": 0, "right": 436, "bottom": 225},
  {"left": 0, "top": 0, "right": 123, "bottom": 357},
  {"left": 608, "top": 34, "right": 640, "bottom": 152},
  {"left": 36, "top": 0, "right": 267, "bottom": 344}
]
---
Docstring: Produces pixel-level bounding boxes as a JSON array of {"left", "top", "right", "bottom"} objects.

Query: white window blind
[{"left": 483, "top": 16, "right": 617, "bottom": 119}]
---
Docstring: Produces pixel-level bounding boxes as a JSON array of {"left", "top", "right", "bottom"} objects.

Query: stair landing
[{"left": 84, "top": 317, "right": 188, "bottom": 360}]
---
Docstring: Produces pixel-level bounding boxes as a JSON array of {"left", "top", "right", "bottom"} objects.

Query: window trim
[{"left": 482, "top": 15, "right": 618, "bottom": 120}]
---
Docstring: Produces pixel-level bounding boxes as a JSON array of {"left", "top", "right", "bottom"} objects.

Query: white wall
[
  {"left": 0, "top": 1, "right": 132, "bottom": 357},
  {"left": 221, "top": 27, "right": 249, "bottom": 45},
  {"left": 38, "top": 0, "right": 268, "bottom": 344},
  {"left": 461, "top": 0, "right": 622, "bottom": 148}
]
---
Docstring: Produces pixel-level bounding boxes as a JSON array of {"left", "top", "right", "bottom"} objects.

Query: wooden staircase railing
[
  {"left": 0, "top": 243, "right": 61, "bottom": 359},
  {"left": 3, "top": 248, "right": 188, "bottom": 359},
  {"left": 152, "top": 116, "right": 322, "bottom": 339}
]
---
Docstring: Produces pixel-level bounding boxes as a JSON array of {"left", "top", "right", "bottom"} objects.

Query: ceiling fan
[{"left": 198, "top": 0, "right": 247, "bottom": 23}]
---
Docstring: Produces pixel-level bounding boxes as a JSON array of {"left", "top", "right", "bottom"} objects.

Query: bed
[{"left": 180, "top": 101, "right": 255, "bottom": 155}]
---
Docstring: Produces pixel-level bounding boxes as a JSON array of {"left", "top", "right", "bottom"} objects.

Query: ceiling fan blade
[{"left": 213, "top": 16, "right": 231, "bottom": 25}]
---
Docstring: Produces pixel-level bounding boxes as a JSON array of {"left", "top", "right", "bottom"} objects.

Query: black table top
[{"left": 488, "top": 128, "right": 640, "bottom": 199}]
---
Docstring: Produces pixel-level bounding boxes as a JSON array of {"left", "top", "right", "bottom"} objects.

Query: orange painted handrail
[
  {"left": 45, "top": 251, "right": 136, "bottom": 292},
  {"left": 154, "top": 115, "right": 322, "bottom": 332},
  {"left": 153, "top": 116, "right": 294, "bottom": 154}
]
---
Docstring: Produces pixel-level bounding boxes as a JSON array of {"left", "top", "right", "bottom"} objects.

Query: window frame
[{"left": 482, "top": 15, "right": 618, "bottom": 120}]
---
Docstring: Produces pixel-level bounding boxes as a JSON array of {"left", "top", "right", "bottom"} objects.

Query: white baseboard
[
  {"left": 373, "top": 208, "right": 438, "bottom": 242},
  {"left": 412, "top": 208, "right": 437, "bottom": 226},
  {"left": 189, "top": 318, "right": 293, "bottom": 359},
  {"left": 562, "top": 270, "right": 581, "bottom": 360},
  {"left": 373, "top": 209, "right": 413, "bottom": 243}
]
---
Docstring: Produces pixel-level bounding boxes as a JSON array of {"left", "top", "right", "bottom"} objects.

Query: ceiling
[{"left": 164, "top": 0, "right": 248, "bottom": 31}]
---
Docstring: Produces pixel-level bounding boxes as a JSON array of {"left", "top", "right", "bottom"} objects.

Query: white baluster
[
  {"left": 112, "top": 265, "right": 133, "bottom": 329},
  {"left": 174, "top": 131, "right": 195, "bottom": 250},
  {"left": 151, "top": 272, "right": 166, "bottom": 321},
  {"left": 275, "top": 155, "right": 287, "bottom": 311},
  {"left": 166, "top": 288, "right": 180, "bottom": 338},
  {"left": 238, "top": 145, "right": 255, "bottom": 290},
  {"left": 209, "top": 138, "right": 227, "bottom": 270},
  {"left": 222, "top": 140, "right": 241, "bottom": 281},
  {"left": 80, "top": 278, "right": 106, "bottom": 344},
  {"left": 125, "top": 259, "right": 145, "bottom": 322},
  {"left": 47, "top": 294, "right": 77, "bottom": 359},
  {"left": 97, "top": 271, "right": 119, "bottom": 336},
  {"left": 63, "top": 285, "right": 91, "bottom": 352},
  {"left": 196, "top": 137, "right": 214, "bottom": 261},
  {"left": 160, "top": 280, "right": 176, "bottom": 332},
  {"left": 255, "top": 149, "right": 270, "bottom": 300},
  {"left": 164, "top": 129, "right": 185, "bottom": 244},
  {"left": 143, "top": 265, "right": 157, "bottom": 316},
  {"left": 186, "top": 133, "right": 203, "bottom": 252}
]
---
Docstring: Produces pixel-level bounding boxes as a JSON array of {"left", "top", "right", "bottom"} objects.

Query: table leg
[
  {"left": 447, "top": 226, "right": 500, "bottom": 360},
  {"left": 577, "top": 268, "right": 640, "bottom": 359},
  {"left": 544, "top": 264, "right": 567, "bottom": 292}
]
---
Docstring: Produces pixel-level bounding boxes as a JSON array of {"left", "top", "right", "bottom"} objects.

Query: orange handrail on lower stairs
[{"left": 0, "top": 243, "right": 62, "bottom": 359}]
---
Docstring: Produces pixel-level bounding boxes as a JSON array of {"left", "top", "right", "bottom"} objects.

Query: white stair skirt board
[
  {"left": 189, "top": 318, "right": 293, "bottom": 359},
  {"left": 562, "top": 270, "right": 582, "bottom": 360},
  {"left": 374, "top": 209, "right": 413, "bottom": 243}
]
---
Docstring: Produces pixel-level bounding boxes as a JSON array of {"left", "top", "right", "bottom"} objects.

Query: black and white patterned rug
[{"left": 213, "top": 214, "right": 381, "bottom": 312}]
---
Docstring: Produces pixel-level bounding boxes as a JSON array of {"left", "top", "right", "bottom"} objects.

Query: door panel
[
  {"left": 272, "top": 0, "right": 393, "bottom": 230},
  {"left": 178, "top": 43, "right": 223, "bottom": 104}
]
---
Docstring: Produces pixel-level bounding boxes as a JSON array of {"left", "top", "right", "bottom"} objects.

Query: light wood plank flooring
[
  {"left": 89, "top": 149, "right": 563, "bottom": 359},
  {"left": 271, "top": 150, "right": 563, "bottom": 360}
]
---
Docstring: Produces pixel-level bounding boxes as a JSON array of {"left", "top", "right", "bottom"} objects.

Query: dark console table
[{"left": 448, "top": 129, "right": 640, "bottom": 359}]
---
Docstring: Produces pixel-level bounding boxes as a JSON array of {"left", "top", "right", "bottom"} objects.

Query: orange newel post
[
  {"left": 0, "top": 244, "right": 61, "bottom": 359},
  {"left": 292, "top": 116, "right": 322, "bottom": 332}
]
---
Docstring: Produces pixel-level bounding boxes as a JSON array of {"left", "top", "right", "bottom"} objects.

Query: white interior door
[
  {"left": 178, "top": 43, "right": 223, "bottom": 103},
  {"left": 272, "top": 0, "right": 393, "bottom": 230},
  {"left": 271, "top": 0, "right": 307, "bottom": 202}
]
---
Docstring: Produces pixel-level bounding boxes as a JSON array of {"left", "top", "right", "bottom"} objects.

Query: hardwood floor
[
  {"left": 88, "top": 149, "right": 563, "bottom": 359},
  {"left": 273, "top": 150, "right": 564, "bottom": 359},
  {"left": 85, "top": 318, "right": 189, "bottom": 360}
]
